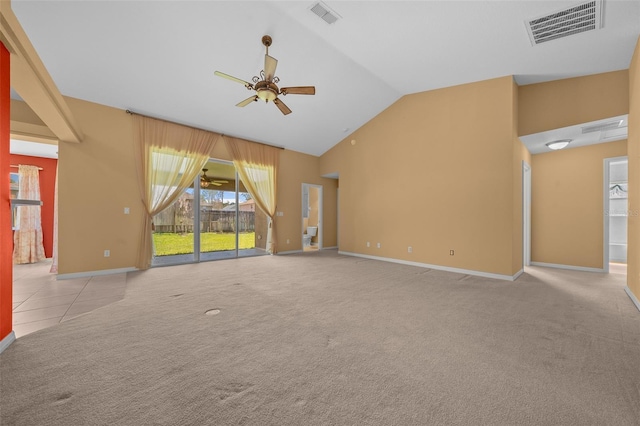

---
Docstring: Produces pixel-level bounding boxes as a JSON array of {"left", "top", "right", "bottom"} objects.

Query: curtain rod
[
  {"left": 125, "top": 109, "right": 284, "bottom": 150},
  {"left": 10, "top": 165, "right": 43, "bottom": 170}
]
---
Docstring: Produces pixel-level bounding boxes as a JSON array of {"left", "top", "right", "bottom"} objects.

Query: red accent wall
[
  {"left": 1, "top": 43, "right": 12, "bottom": 342},
  {"left": 10, "top": 154, "right": 57, "bottom": 258}
]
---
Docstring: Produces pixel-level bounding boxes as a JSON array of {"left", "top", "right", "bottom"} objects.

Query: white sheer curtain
[
  {"left": 133, "top": 114, "right": 220, "bottom": 269},
  {"left": 225, "top": 137, "right": 280, "bottom": 254},
  {"left": 13, "top": 165, "right": 46, "bottom": 264}
]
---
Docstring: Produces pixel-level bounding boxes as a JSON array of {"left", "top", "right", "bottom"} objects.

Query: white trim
[
  {"left": 624, "top": 286, "right": 640, "bottom": 312},
  {"left": 302, "top": 183, "right": 323, "bottom": 250},
  {"left": 277, "top": 249, "right": 304, "bottom": 255},
  {"left": 513, "top": 268, "right": 524, "bottom": 280},
  {"left": 57, "top": 267, "right": 138, "bottom": 280},
  {"left": 604, "top": 158, "right": 609, "bottom": 272},
  {"left": 522, "top": 161, "right": 531, "bottom": 267},
  {"left": 530, "top": 261, "right": 605, "bottom": 273},
  {"left": 0, "top": 331, "right": 16, "bottom": 354},
  {"left": 339, "top": 251, "right": 520, "bottom": 281},
  {"left": 323, "top": 246, "right": 338, "bottom": 250}
]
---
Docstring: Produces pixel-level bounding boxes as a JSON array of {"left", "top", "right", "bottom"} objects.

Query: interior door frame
[
  {"left": 301, "top": 183, "right": 323, "bottom": 250},
  {"left": 523, "top": 161, "right": 531, "bottom": 267}
]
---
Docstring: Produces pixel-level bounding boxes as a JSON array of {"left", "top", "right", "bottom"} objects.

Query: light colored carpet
[{"left": 1, "top": 250, "right": 639, "bottom": 425}]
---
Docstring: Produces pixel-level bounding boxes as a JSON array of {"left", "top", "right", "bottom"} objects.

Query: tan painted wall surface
[
  {"left": 277, "top": 150, "right": 337, "bottom": 251},
  {"left": 627, "top": 37, "right": 640, "bottom": 299},
  {"left": 531, "top": 141, "right": 627, "bottom": 269},
  {"left": 54, "top": 98, "right": 336, "bottom": 272},
  {"left": 58, "top": 98, "right": 143, "bottom": 274},
  {"left": 321, "top": 76, "right": 518, "bottom": 276},
  {"left": 519, "top": 71, "right": 629, "bottom": 136},
  {"left": 309, "top": 187, "right": 319, "bottom": 243},
  {"left": 10, "top": 99, "right": 44, "bottom": 125}
]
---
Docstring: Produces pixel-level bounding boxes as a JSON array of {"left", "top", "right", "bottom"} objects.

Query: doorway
[
  {"left": 604, "top": 156, "right": 628, "bottom": 274},
  {"left": 302, "top": 183, "right": 323, "bottom": 252},
  {"left": 523, "top": 161, "right": 531, "bottom": 268}
]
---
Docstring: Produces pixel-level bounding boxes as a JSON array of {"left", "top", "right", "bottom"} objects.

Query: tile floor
[{"left": 12, "top": 259, "right": 128, "bottom": 338}]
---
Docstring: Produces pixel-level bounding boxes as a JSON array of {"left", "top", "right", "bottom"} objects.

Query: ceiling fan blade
[
  {"left": 264, "top": 54, "right": 278, "bottom": 81},
  {"left": 281, "top": 86, "right": 315, "bottom": 95},
  {"left": 236, "top": 96, "right": 258, "bottom": 107},
  {"left": 274, "top": 98, "right": 292, "bottom": 115},
  {"left": 214, "top": 71, "right": 252, "bottom": 87},
  {"left": 211, "top": 182, "right": 222, "bottom": 186},
  {"left": 213, "top": 180, "right": 229, "bottom": 184}
]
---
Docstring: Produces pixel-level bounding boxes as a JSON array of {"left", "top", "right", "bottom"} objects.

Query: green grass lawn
[{"left": 153, "top": 232, "right": 256, "bottom": 256}]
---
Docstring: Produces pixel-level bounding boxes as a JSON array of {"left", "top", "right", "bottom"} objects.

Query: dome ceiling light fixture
[{"left": 546, "top": 139, "right": 572, "bottom": 150}]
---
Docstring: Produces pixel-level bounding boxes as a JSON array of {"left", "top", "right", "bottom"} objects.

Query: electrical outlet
[
  {"left": 450, "top": 249, "right": 454, "bottom": 256},
  {"left": 124, "top": 207, "right": 130, "bottom": 214},
  {"left": 408, "top": 246, "right": 412, "bottom": 253},
  {"left": 377, "top": 242, "right": 381, "bottom": 248},
  {"left": 104, "top": 250, "right": 110, "bottom": 257},
  {"left": 286, "top": 239, "right": 290, "bottom": 244},
  {"left": 366, "top": 242, "right": 370, "bottom": 247}
]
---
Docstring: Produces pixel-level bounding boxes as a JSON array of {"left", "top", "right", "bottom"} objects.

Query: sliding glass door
[
  {"left": 199, "top": 161, "right": 237, "bottom": 261},
  {"left": 152, "top": 158, "right": 267, "bottom": 266}
]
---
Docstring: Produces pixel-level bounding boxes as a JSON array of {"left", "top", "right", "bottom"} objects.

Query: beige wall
[
  {"left": 277, "top": 151, "right": 337, "bottom": 251},
  {"left": 531, "top": 141, "right": 627, "bottom": 269},
  {"left": 54, "top": 99, "right": 337, "bottom": 272},
  {"left": 58, "top": 98, "right": 143, "bottom": 274},
  {"left": 321, "top": 76, "right": 520, "bottom": 277},
  {"left": 11, "top": 64, "right": 635, "bottom": 279},
  {"left": 309, "top": 187, "right": 319, "bottom": 243},
  {"left": 520, "top": 69, "right": 632, "bottom": 272},
  {"left": 518, "top": 70, "right": 629, "bottom": 136},
  {"left": 627, "top": 36, "right": 640, "bottom": 299},
  {"left": 6, "top": 95, "right": 338, "bottom": 274},
  {"left": 9, "top": 99, "right": 57, "bottom": 143},
  {"left": 210, "top": 143, "right": 338, "bottom": 251}
]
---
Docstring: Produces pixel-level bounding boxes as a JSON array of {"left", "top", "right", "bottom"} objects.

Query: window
[{"left": 10, "top": 172, "right": 19, "bottom": 229}]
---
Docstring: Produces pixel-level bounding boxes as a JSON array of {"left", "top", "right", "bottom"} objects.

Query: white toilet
[{"left": 303, "top": 226, "right": 317, "bottom": 247}]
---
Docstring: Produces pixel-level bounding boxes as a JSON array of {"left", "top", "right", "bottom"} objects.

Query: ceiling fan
[
  {"left": 214, "top": 35, "right": 315, "bottom": 115},
  {"left": 200, "top": 169, "right": 229, "bottom": 188}
]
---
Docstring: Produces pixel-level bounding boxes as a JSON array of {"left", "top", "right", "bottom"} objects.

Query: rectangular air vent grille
[
  {"left": 526, "top": 0, "right": 603, "bottom": 45},
  {"left": 582, "top": 120, "right": 624, "bottom": 134},
  {"left": 311, "top": 2, "right": 340, "bottom": 24}
]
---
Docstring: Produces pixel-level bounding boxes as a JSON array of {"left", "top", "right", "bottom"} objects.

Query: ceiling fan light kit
[
  {"left": 215, "top": 35, "right": 315, "bottom": 115},
  {"left": 200, "top": 169, "right": 229, "bottom": 188}
]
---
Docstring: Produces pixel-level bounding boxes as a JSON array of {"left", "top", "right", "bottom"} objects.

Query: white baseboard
[
  {"left": 513, "top": 269, "right": 524, "bottom": 280},
  {"left": 277, "top": 250, "right": 304, "bottom": 255},
  {"left": 625, "top": 286, "right": 640, "bottom": 312},
  {"left": 338, "top": 251, "right": 521, "bottom": 282},
  {"left": 57, "top": 267, "right": 138, "bottom": 280},
  {"left": 323, "top": 246, "right": 338, "bottom": 250},
  {"left": 530, "top": 261, "right": 605, "bottom": 273},
  {"left": 0, "top": 331, "right": 16, "bottom": 354}
]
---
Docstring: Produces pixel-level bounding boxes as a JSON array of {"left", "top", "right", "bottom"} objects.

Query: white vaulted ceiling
[{"left": 11, "top": 1, "right": 640, "bottom": 156}]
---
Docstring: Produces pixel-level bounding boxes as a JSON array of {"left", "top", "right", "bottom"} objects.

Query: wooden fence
[{"left": 154, "top": 210, "right": 255, "bottom": 234}]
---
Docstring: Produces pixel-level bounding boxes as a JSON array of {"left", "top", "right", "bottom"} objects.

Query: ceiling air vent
[
  {"left": 310, "top": 2, "right": 340, "bottom": 25},
  {"left": 526, "top": 0, "right": 604, "bottom": 45},
  {"left": 582, "top": 119, "right": 624, "bottom": 134}
]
